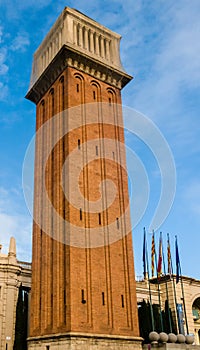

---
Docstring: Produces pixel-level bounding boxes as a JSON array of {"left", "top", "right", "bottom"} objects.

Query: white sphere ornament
[
  {"left": 185, "top": 335, "right": 194, "bottom": 344},
  {"left": 168, "top": 333, "right": 177, "bottom": 343},
  {"left": 177, "top": 334, "right": 185, "bottom": 343},
  {"left": 159, "top": 332, "right": 168, "bottom": 343},
  {"left": 149, "top": 331, "right": 160, "bottom": 343}
]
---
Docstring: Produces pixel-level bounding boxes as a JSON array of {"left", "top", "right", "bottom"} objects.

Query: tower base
[{"left": 27, "top": 332, "right": 143, "bottom": 350}]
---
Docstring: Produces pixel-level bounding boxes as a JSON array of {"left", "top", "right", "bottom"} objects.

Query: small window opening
[
  {"left": 112, "top": 151, "right": 115, "bottom": 160},
  {"left": 109, "top": 97, "right": 111, "bottom": 106},
  {"left": 121, "top": 295, "right": 124, "bottom": 308},
  {"left": 46, "top": 346, "right": 50, "bottom": 350},
  {"left": 80, "top": 208, "right": 82, "bottom": 221},
  {"left": 98, "top": 213, "right": 101, "bottom": 225},
  {"left": 96, "top": 145, "right": 98, "bottom": 156},
  {"left": 116, "top": 217, "right": 119, "bottom": 229},
  {"left": 77, "top": 83, "right": 79, "bottom": 92},
  {"left": 81, "top": 289, "right": 86, "bottom": 304},
  {"left": 102, "top": 292, "right": 105, "bottom": 305},
  {"left": 78, "top": 139, "right": 81, "bottom": 150},
  {"left": 93, "top": 91, "right": 96, "bottom": 99}
]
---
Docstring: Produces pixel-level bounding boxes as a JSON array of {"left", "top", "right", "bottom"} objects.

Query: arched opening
[
  {"left": 192, "top": 297, "right": 200, "bottom": 321},
  {"left": 192, "top": 297, "right": 200, "bottom": 344}
]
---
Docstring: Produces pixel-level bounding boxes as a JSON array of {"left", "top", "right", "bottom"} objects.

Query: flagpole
[
  {"left": 168, "top": 234, "right": 181, "bottom": 334},
  {"left": 144, "top": 228, "right": 155, "bottom": 331},
  {"left": 154, "top": 231, "right": 164, "bottom": 332},
  {"left": 175, "top": 235, "right": 189, "bottom": 335},
  {"left": 162, "top": 236, "right": 172, "bottom": 333}
]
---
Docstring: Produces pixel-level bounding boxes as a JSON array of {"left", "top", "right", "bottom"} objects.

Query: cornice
[{"left": 26, "top": 45, "right": 132, "bottom": 104}]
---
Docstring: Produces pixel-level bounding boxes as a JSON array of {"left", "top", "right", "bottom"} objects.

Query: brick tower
[{"left": 26, "top": 7, "right": 142, "bottom": 350}]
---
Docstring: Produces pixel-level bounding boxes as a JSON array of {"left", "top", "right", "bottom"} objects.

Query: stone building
[
  {"left": 136, "top": 275, "right": 200, "bottom": 345},
  {"left": 0, "top": 238, "right": 31, "bottom": 350}
]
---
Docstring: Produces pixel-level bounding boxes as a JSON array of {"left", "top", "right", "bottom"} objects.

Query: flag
[
  {"left": 143, "top": 228, "right": 146, "bottom": 278},
  {"left": 157, "top": 232, "right": 162, "bottom": 278},
  {"left": 151, "top": 231, "right": 155, "bottom": 277},
  {"left": 167, "top": 234, "right": 171, "bottom": 275},
  {"left": 175, "top": 236, "right": 180, "bottom": 283}
]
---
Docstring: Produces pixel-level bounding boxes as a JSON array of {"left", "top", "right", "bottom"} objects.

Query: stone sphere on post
[
  {"left": 168, "top": 333, "right": 177, "bottom": 343},
  {"left": 185, "top": 334, "right": 194, "bottom": 344},
  {"left": 149, "top": 331, "right": 160, "bottom": 343},
  {"left": 159, "top": 332, "right": 168, "bottom": 343},
  {"left": 177, "top": 334, "right": 186, "bottom": 343}
]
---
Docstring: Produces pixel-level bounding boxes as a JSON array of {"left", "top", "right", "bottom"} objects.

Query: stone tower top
[{"left": 27, "top": 7, "right": 131, "bottom": 102}]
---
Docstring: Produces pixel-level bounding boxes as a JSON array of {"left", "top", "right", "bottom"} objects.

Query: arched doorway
[{"left": 192, "top": 298, "right": 200, "bottom": 344}]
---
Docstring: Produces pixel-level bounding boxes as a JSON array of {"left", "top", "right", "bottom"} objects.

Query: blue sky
[{"left": 0, "top": 0, "right": 200, "bottom": 279}]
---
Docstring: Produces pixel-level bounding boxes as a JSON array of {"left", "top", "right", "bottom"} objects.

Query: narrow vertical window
[
  {"left": 96, "top": 145, "right": 98, "bottom": 156},
  {"left": 77, "top": 83, "right": 79, "bottom": 92},
  {"left": 109, "top": 97, "right": 111, "bottom": 106},
  {"left": 93, "top": 90, "right": 96, "bottom": 99},
  {"left": 112, "top": 151, "right": 115, "bottom": 160},
  {"left": 46, "top": 346, "right": 50, "bottom": 350},
  {"left": 116, "top": 217, "right": 119, "bottom": 229},
  {"left": 80, "top": 208, "right": 82, "bottom": 221},
  {"left": 102, "top": 292, "right": 105, "bottom": 305},
  {"left": 78, "top": 139, "right": 81, "bottom": 149},
  {"left": 81, "top": 289, "right": 86, "bottom": 304},
  {"left": 98, "top": 213, "right": 101, "bottom": 225},
  {"left": 6, "top": 344, "right": 8, "bottom": 350},
  {"left": 121, "top": 295, "right": 124, "bottom": 308}
]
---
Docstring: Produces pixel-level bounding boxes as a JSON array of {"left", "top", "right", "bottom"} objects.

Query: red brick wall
[{"left": 30, "top": 66, "right": 139, "bottom": 337}]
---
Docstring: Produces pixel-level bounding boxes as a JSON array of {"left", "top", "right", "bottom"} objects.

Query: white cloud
[
  {"left": 0, "top": 48, "right": 9, "bottom": 75},
  {"left": 11, "top": 33, "right": 30, "bottom": 52},
  {"left": 0, "top": 82, "right": 8, "bottom": 101},
  {"left": 0, "top": 186, "right": 32, "bottom": 261},
  {"left": 2, "top": 0, "right": 51, "bottom": 19},
  {"left": 0, "top": 213, "right": 32, "bottom": 261},
  {"left": 0, "top": 25, "right": 3, "bottom": 44},
  {"left": 0, "top": 27, "right": 9, "bottom": 76},
  {"left": 184, "top": 180, "right": 200, "bottom": 215},
  {"left": 118, "top": 1, "right": 199, "bottom": 113}
]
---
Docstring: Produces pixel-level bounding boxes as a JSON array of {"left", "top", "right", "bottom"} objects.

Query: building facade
[
  {"left": 26, "top": 7, "right": 142, "bottom": 350},
  {"left": 136, "top": 275, "right": 200, "bottom": 345},
  {"left": 0, "top": 238, "right": 31, "bottom": 350}
]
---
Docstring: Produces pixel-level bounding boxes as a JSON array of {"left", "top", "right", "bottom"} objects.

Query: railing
[{"left": 17, "top": 260, "right": 32, "bottom": 270}]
